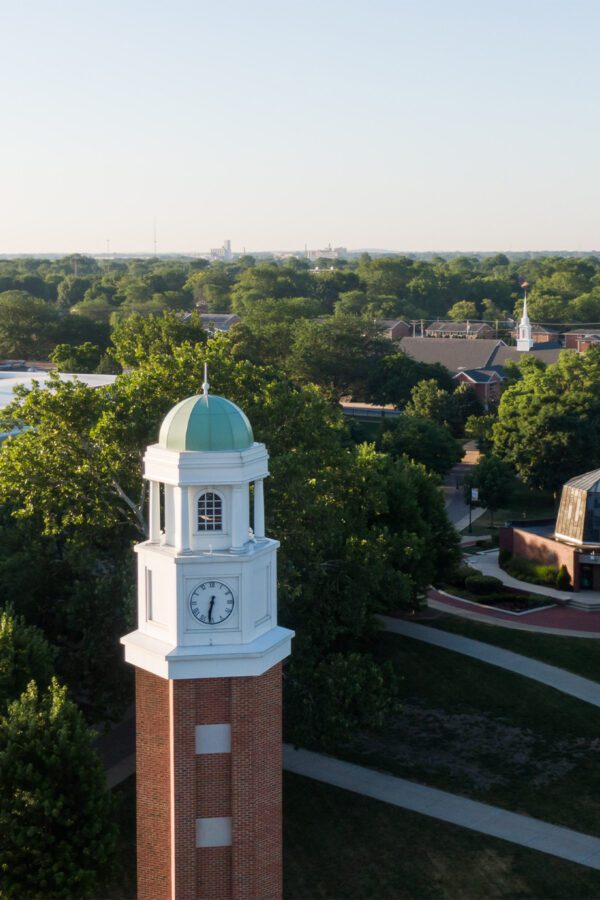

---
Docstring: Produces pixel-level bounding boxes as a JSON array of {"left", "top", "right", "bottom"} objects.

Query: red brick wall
[
  {"left": 499, "top": 526, "right": 514, "bottom": 553},
  {"left": 511, "top": 528, "right": 579, "bottom": 590},
  {"left": 194, "top": 678, "right": 233, "bottom": 900},
  {"left": 171, "top": 680, "right": 199, "bottom": 900},
  {"left": 136, "top": 665, "right": 283, "bottom": 900},
  {"left": 230, "top": 664, "right": 282, "bottom": 900},
  {"left": 136, "top": 669, "right": 171, "bottom": 900}
]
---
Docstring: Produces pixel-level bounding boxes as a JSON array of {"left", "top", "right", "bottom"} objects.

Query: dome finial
[{"left": 202, "top": 363, "right": 210, "bottom": 398}]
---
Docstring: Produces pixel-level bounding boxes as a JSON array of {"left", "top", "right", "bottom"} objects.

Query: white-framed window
[{"left": 197, "top": 491, "right": 224, "bottom": 532}]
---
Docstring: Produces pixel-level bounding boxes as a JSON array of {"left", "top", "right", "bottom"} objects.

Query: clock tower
[{"left": 122, "top": 380, "right": 293, "bottom": 900}]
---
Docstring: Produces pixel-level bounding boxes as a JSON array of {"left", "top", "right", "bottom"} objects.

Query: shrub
[
  {"left": 451, "top": 564, "right": 479, "bottom": 587},
  {"left": 505, "top": 556, "right": 559, "bottom": 586},
  {"left": 505, "top": 556, "right": 536, "bottom": 582},
  {"left": 498, "top": 547, "right": 512, "bottom": 567},
  {"left": 556, "top": 564, "right": 571, "bottom": 591},
  {"left": 533, "top": 564, "right": 560, "bottom": 586},
  {"left": 464, "top": 574, "right": 504, "bottom": 595}
]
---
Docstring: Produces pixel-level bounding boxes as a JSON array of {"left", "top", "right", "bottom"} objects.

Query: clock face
[{"left": 189, "top": 580, "right": 235, "bottom": 625}]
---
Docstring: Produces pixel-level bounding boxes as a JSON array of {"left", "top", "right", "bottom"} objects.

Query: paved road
[
  {"left": 381, "top": 615, "right": 600, "bottom": 706},
  {"left": 443, "top": 444, "right": 487, "bottom": 530},
  {"left": 443, "top": 462, "right": 472, "bottom": 525},
  {"left": 283, "top": 746, "right": 600, "bottom": 871}
]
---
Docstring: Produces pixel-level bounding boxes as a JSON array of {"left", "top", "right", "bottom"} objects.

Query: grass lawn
[
  {"left": 466, "top": 481, "right": 556, "bottom": 536},
  {"left": 107, "top": 773, "right": 600, "bottom": 899},
  {"left": 284, "top": 773, "right": 600, "bottom": 899},
  {"left": 344, "top": 633, "right": 600, "bottom": 838},
  {"left": 424, "top": 611, "right": 600, "bottom": 682}
]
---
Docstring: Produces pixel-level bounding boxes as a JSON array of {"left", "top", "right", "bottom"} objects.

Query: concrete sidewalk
[
  {"left": 454, "top": 507, "right": 487, "bottom": 533},
  {"left": 283, "top": 746, "right": 600, "bottom": 871},
  {"left": 380, "top": 616, "right": 600, "bottom": 707}
]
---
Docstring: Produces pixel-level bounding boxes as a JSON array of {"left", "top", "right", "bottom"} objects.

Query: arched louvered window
[{"left": 197, "top": 491, "right": 223, "bottom": 532}]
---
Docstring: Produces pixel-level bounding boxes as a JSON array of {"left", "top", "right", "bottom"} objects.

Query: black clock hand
[{"left": 208, "top": 597, "right": 215, "bottom": 623}]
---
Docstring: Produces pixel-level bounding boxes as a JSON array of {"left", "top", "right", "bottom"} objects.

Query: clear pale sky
[{"left": 1, "top": 0, "right": 599, "bottom": 254}]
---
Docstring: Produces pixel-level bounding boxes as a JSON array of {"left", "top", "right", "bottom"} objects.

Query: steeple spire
[
  {"left": 516, "top": 281, "right": 533, "bottom": 352},
  {"left": 202, "top": 363, "right": 210, "bottom": 398}
]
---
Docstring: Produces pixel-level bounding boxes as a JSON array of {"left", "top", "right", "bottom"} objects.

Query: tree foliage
[
  {"left": 286, "top": 315, "right": 389, "bottom": 399},
  {"left": 492, "top": 347, "right": 600, "bottom": 490},
  {"left": 0, "top": 608, "right": 55, "bottom": 712},
  {"left": 110, "top": 309, "right": 206, "bottom": 367},
  {"left": 378, "top": 415, "right": 462, "bottom": 476},
  {"left": 50, "top": 341, "right": 105, "bottom": 373},
  {"left": 0, "top": 679, "right": 117, "bottom": 898},
  {"left": 463, "top": 454, "right": 514, "bottom": 524}
]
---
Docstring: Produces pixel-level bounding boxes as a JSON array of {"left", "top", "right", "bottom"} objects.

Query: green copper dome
[{"left": 158, "top": 394, "right": 254, "bottom": 452}]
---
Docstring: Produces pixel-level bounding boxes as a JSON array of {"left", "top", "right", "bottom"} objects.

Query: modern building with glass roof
[
  {"left": 500, "top": 468, "right": 600, "bottom": 602},
  {"left": 554, "top": 469, "right": 600, "bottom": 548}
]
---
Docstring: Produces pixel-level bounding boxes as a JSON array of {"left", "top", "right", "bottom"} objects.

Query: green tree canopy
[
  {"left": 0, "top": 679, "right": 117, "bottom": 898},
  {"left": 492, "top": 347, "right": 600, "bottom": 490},
  {"left": 0, "top": 608, "right": 55, "bottom": 712},
  {"left": 404, "top": 379, "right": 462, "bottom": 434},
  {"left": 447, "top": 299, "right": 478, "bottom": 321},
  {"left": 367, "top": 353, "right": 453, "bottom": 407},
  {"left": 378, "top": 415, "right": 462, "bottom": 476},
  {"left": 463, "top": 453, "right": 514, "bottom": 525},
  {"left": 286, "top": 316, "right": 389, "bottom": 399},
  {"left": 0, "top": 291, "right": 58, "bottom": 358},
  {"left": 50, "top": 341, "right": 104, "bottom": 373},
  {"left": 110, "top": 309, "right": 206, "bottom": 367}
]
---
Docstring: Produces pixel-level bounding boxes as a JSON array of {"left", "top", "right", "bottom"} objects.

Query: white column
[
  {"left": 254, "top": 479, "right": 265, "bottom": 538},
  {"left": 231, "top": 485, "right": 247, "bottom": 551},
  {"left": 173, "top": 486, "right": 190, "bottom": 551},
  {"left": 164, "top": 485, "right": 175, "bottom": 546},
  {"left": 149, "top": 480, "right": 161, "bottom": 541}
]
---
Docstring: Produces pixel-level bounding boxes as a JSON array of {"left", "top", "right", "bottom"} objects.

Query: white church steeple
[{"left": 516, "top": 282, "right": 534, "bottom": 351}]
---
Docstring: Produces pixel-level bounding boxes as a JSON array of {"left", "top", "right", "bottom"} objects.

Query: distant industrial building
[
  {"left": 306, "top": 244, "right": 347, "bottom": 261},
  {"left": 209, "top": 239, "right": 233, "bottom": 261}
]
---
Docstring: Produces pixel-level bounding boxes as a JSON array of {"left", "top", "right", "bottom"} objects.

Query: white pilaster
[
  {"left": 254, "top": 479, "right": 265, "bottom": 538},
  {"left": 231, "top": 485, "right": 247, "bottom": 550},
  {"left": 149, "top": 480, "right": 161, "bottom": 541}
]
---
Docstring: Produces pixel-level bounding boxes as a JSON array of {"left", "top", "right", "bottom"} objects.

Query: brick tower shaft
[{"left": 136, "top": 664, "right": 283, "bottom": 900}]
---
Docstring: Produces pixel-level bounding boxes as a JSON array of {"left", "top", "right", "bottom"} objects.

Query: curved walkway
[
  {"left": 283, "top": 746, "right": 600, "bottom": 871},
  {"left": 428, "top": 588, "right": 600, "bottom": 636},
  {"left": 380, "top": 616, "right": 600, "bottom": 707},
  {"left": 469, "top": 550, "right": 573, "bottom": 601}
]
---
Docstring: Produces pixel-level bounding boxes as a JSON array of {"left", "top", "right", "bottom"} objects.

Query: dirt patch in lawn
[{"left": 357, "top": 700, "right": 600, "bottom": 792}]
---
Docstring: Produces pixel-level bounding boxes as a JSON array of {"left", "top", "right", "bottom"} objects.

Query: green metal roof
[{"left": 158, "top": 394, "right": 254, "bottom": 452}]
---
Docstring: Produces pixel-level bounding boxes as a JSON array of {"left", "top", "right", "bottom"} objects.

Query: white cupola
[{"left": 121, "top": 380, "right": 293, "bottom": 680}]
